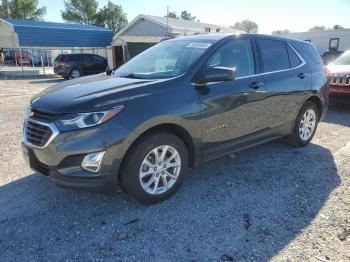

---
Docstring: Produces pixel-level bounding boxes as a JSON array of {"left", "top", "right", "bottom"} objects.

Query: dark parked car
[
  {"left": 23, "top": 34, "right": 328, "bottom": 204},
  {"left": 54, "top": 53, "right": 108, "bottom": 79}
]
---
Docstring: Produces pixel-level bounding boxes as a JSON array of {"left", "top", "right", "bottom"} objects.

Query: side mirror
[
  {"left": 105, "top": 66, "right": 114, "bottom": 76},
  {"left": 200, "top": 67, "right": 236, "bottom": 84}
]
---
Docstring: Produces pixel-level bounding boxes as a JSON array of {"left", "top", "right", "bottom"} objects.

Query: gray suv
[{"left": 22, "top": 34, "right": 328, "bottom": 204}]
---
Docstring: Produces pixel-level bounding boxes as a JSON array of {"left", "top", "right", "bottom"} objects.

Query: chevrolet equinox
[{"left": 22, "top": 34, "right": 329, "bottom": 204}]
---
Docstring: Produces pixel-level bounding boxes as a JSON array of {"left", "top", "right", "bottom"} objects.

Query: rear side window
[
  {"left": 82, "top": 54, "right": 93, "bottom": 62},
  {"left": 207, "top": 39, "right": 255, "bottom": 78},
  {"left": 66, "top": 54, "right": 80, "bottom": 62},
  {"left": 287, "top": 45, "right": 302, "bottom": 67},
  {"left": 258, "top": 39, "right": 290, "bottom": 72},
  {"left": 55, "top": 55, "right": 65, "bottom": 62},
  {"left": 292, "top": 42, "right": 323, "bottom": 65}
]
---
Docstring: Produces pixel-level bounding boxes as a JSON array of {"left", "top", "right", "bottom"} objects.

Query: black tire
[
  {"left": 287, "top": 101, "right": 319, "bottom": 147},
  {"left": 120, "top": 132, "right": 188, "bottom": 205},
  {"left": 69, "top": 68, "right": 81, "bottom": 79}
]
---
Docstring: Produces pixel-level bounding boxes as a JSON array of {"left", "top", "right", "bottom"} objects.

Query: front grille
[
  {"left": 31, "top": 109, "right": 58, "bottom": 121},
  {"left": 330, "top": 74, "right": 350, "bottom": 86},
  {"left": 24, "top": 120, "right": 54, "bottom": 148}
]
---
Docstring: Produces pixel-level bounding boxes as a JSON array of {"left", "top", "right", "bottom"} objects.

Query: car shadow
[
  {"left": 0, "top": 142, "right": 340, "bottom": 261},
  {"left": 323, "top": 105, "right": 350, "bottom": 128}
]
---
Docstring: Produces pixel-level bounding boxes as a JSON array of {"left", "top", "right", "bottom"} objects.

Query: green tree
[
  {"left": 95, "top": 1, "right": 127, "bottom": 34},
  {"left": 61, "top": 0, "right": 98, "bottom": 25},
  {"left": 5, "top": 0, "right": 46, "bottom": 20},
  {"left": 308, "top": 25, "right": 326, "bottom": 31},
  {"left": 333, "top": 24, "right": 344, "bottom": 30},
  {"left": 271, "top": 29, "right": 291, "bottom": 35},
  {"left": 180, "top": 10, "right": 195, "bottom": 21},
  {"left": 0, "top": 0, "right": 10, "bottom": 18},
  {"left": 165, "top": 11, "right": 178, "bottom": 19},
  {"left": 232, "top": 19, "right": 258, "bottom": 33}
]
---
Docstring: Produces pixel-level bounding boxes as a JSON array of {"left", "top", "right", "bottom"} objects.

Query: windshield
[
  {"left": 114, "top": 39, "right": 214, "bottom": 79},
  {"left": 334, "top": 52, "right": 350, "bottom": 65}
]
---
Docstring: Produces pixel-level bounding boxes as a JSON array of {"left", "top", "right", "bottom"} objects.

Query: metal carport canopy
[{"left": 0, "top": 18, "right": 113, "bottom": 48}]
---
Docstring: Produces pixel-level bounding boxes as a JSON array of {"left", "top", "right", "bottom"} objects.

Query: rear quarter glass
[
  {"left": 292, "top": 42, "right": 324, "bottom": 65},
  {"left": 55, "top": 55, "right": 66, "bottom": 62}
]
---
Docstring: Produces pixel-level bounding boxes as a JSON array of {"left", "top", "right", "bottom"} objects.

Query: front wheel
[
  {"left": 120, "top": 132, "right": 188, "bottom": 204},
  {"left": 287, "top": 101, "right": 319, "bottom": 147}
]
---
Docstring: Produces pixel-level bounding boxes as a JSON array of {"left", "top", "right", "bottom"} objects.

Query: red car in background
[{"left": 327, "top": 50, "right": 350, "bottom": 96}]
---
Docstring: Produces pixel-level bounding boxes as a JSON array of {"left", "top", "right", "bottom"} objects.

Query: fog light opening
[{"left": 81, "top": 151, "right": 106, "bottom": 172}]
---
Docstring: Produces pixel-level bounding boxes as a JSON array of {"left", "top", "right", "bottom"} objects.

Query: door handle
[
  {"left": 249, "top": 81, "right": 264, "bottom": 89},
  {"left": 298, "top": 72, "right": 307, "bottom": 79}
]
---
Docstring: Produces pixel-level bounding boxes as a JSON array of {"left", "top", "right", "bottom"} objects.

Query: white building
[
  {"left": 278, "top": 29, "right": 350, "bottom": 55},
  {"left": 107, "top": 14, "right": 240, "bottom": 69}
]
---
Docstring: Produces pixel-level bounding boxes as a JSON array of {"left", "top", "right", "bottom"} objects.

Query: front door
[{"left": 199, "top": 38, "right": 266, "bottom": 158}]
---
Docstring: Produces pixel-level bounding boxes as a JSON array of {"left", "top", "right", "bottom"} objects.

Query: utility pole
[{"left": 166, "top": 6, "right": 169, "bottom": 37}]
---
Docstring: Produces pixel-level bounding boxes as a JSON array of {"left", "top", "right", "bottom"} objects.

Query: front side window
[
  {"left": 94, "top": 55, "right": 105, "bottom": 62},
  {"left": 206, "top": 39, "right": 255, "bottom": 78},
  {"left": 115, "top": 39, "right": 214, "bottom": 79},
  {"left": 258, "top": 39, "right": 290, "bottom": 72}
]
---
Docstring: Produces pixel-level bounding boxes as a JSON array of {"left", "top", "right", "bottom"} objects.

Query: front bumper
[{"left": 22, "top": 119, "right": 130, "bottom": 192}]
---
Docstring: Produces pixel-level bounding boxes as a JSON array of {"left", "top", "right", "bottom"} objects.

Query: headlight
[{"left": 55, "top": 106, "right": 124, "bottom": 131}]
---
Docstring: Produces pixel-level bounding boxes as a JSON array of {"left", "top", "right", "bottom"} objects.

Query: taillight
[{"left": 58, "top": 61, "right": 65, "bottom": 66}]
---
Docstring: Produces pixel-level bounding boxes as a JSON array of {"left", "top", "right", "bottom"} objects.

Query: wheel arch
[
  {"left": 305, "top": 95, "right": 323, "bottom": 120},
  {"left": 118, "top": 122, "right": 197, "bottom": 185}
]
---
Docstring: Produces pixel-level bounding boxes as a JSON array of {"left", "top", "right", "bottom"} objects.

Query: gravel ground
[{"left": 0, "top": 76, "right": 349, "bottom": 262}]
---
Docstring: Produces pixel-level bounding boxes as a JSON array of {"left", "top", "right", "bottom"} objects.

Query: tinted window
[
  {"left": 94, "top": 55, "right": 105, "bottom": 62},
  {"left": 66, "top": 54, "right": 80, "bottom": 62},
  {"left": 82, "top": 54, "right": 93, "bottom": 62},
  {"left": 292, "top": 42, "right": 323, "bottom": 65},
  {"left": 258, "top": 39, "right": 290, "bottom": 72},
  {"left": 287, "top": 45, "right": 302, "bottom": 67},
  {"left": 55, "top": 55, "right": 65, "bottom": 62},
  {"left": 207, "top": 39, "right": 255, "bottom": 78}
]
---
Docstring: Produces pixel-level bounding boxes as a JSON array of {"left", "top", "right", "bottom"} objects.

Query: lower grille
[{"left": 23, "top": 119, "right": 59, "bottom": 149}]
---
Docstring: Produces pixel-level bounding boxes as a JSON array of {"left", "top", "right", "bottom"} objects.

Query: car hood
[
  {"left": 30, "top": 73, "right": 159, "bottom": 113},
  {"left": 327, "top": 64, "right": 350, "bottom": 74}
]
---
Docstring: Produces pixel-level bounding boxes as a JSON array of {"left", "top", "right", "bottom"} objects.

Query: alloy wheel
[
  {"left": 71, "top": 69, "right": 80, "bottom": 79},
  {"left": 139, "top": 145, "right": 181, "bottom": 195},
  {"left": 299, "top": 109, "right": 316, "bottom": 141}
]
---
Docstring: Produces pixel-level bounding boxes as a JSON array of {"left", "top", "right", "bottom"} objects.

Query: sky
[{"left": 40, "top": 0, "right": 350, "bottom": 34}]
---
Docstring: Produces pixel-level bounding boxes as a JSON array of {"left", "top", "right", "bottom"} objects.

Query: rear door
[
  {"left": 199, "top": 38, "right": 266, "bottom": 157},
  {"left": 256, "top": 38, "right": 311, "bottom": 133}
]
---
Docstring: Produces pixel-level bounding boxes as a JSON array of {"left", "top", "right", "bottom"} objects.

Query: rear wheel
[
  {"left": 287, "top": 101, "right": 319, "bottom": 147},
  {"left": 69, "top": 68, "right": 81, "bottom": 79},
  {"left": 120, "top": 132, "right": 188, "bottom": 204}
]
